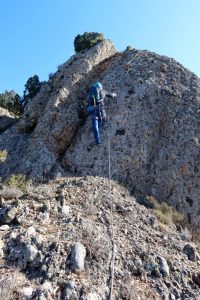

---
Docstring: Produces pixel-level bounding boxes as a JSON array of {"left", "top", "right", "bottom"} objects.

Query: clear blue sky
[{"left": 0, "top": 0, "right": 200, "bottom": 96}]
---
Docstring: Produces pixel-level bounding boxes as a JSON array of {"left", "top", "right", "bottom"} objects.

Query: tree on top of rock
[
  {"left": 23, "top": 75, "right": 41, "bottom": 99},
  {"left": 22, "top": 75, "right": 42, "bottom": 108},
  {"left": 74, "top": 32, "right": 104, "bottom": 53}
]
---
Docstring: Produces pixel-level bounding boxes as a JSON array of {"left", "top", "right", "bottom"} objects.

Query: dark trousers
[{"left": 91, "top": 108, "right": 106, "bottom": 144}]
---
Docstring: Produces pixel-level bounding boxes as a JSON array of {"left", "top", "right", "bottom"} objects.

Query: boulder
[
  {"left": 157, "top": 256, "right": 170, "bottom": 277},
  {"left": 183, "top": 243, "right": 199, "bottom": 262},
  {"left": 70, "top": 242, "right": 86, "bottom": 272}
]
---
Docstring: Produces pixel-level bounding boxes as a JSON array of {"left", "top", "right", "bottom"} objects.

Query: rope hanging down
[{"left": 108, "top": 130, "right": 116, "bottom": 300}]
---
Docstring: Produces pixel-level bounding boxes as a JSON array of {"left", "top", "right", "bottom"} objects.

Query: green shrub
[
  {"left": 1, "top": 186, "right": 22, "bottom": 200},
  {"left": 74, "top": 32, "right": 104, "bottom": 53},
  {"left": 6, "top": 174, "right": 29, "bottom": 192},
  {"left": 21, "top": 75, "right": 42, "bottom": 108},
  {"left": 0, "top": 90, "right": 22, "bottom": 115},
  {"left": 126, "top": 45, "right": 133, "bottom": 51},
  {"left": 23, "top": 75, "right": 41, "bottom": 99}
]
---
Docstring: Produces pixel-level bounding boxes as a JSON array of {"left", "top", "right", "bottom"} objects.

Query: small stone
[
  {"left": 62, "top": 205, "right": 71, "bottom": 216},
  {"left": 66, "top": 280, "right": 75, "bottom": 289},
  {"left": 162, "top": 235, "right": 168, "bottom": 241},
  {"left": 41, "top": 280, "right": 53, "bottom": 291},
  {"left": 192, "top": 272, "right": 200, "bottom": 287},
  {"left": 0, "top": 197, "right": 5, "bottom": 207},
  {"left": 34, "top": 234, "right": 43, "bottom": 245},
  {"left": 157, "top": 256, "right": 169, "bottom": 277},
  {"left": 26, "top": 226, "right": 36, "bottom": 237},
  {"left": 134, "top": 257, "right": 143, "bottom": 268},
  {"left": 0, "top": 224, "right": 10, "bottom": 231},
  {"left": 183, "top": 243, "right": 199, "bottom": 262},
  {"left": 149, "top": 216, "right": 157, "bottom": 226},
  {"left": 41, "top": 264, "right": 48, "bottom": 273},
  {"left": 20, "top": 287, "right": 33, "bottom": 299},
  {"left": 10, "top": 231, "right": 17, "bottom": 239},
  {"left": 25, "top": 244, "right": 38, "bottom": 262},
  {"left": 62, "top": 280, "right": 77, "bottom": 299},
  {"left": 144, "top": 261, "right": 156, "bottom": 273},
  {"left": 0, "top": 249, "right": 3, "bottom": 258},
  {"left": 6, "top": 207, "right": 18, "bottom": 222},
  {"left": 70, "top": 242, "right": 86, "bottom": 272},
  {"left": 170, "top": 294, "right": 176, "bottom": 300},
  {"left": 86, "top": 292, "right": 101, "bottom": 300},
  {"left": 38, "top": 212, "right": 49, "bottom": 223}
]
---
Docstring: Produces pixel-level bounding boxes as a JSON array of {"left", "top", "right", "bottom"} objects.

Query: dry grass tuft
[
  {"left": 0, "top": 150, "right": 7, "bottom": 163},
  {"left": 146, "top": 195, "right": 184, "bottom": 226},
  {"left": 1, "top": 186, "right": 22, "bottom": 200}
]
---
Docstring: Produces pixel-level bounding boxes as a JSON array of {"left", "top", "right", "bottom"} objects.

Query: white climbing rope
[
  {"left": 108, "top": 126, "right": 116, "bottom": 300},
  {"left": 125, "top": 52, "right": 140, "bottom": 77},
  {"left": 125, "top": 50, "right": 148, "bottom": 77}
]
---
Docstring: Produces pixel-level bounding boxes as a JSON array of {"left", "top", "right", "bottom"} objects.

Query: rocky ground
[{"left": 0, "top": 176, "right": 200, "bottom": 299}]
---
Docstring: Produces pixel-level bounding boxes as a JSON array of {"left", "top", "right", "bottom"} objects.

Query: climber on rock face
[{"left": 86, "top": 81, "right": 117, "bottom": 145}]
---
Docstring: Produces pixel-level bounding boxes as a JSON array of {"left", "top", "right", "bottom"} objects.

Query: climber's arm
[{"left": 100, "top": 90, "right": 117, "bottom": 99}]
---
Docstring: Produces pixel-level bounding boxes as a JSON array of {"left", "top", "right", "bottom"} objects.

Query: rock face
[
  {"left": 0, "top": 40, "right": 200, "bottom": 226},
  {"left": 0, "top": 39, "right": 116, "bottom": 180},
  {"left": 64, "top": 49, "right": 200, "bottom": 226}
]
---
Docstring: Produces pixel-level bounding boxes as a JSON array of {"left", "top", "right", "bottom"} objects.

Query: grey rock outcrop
[
  {"left": 0, "top": 39, "right": 116, "bottom": 181},
  {"left": 63, "top": 49, "right": 200, "bottom": 226},
  {"left": 0, "top": 107, "right": 17, "bottom": 133}
]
